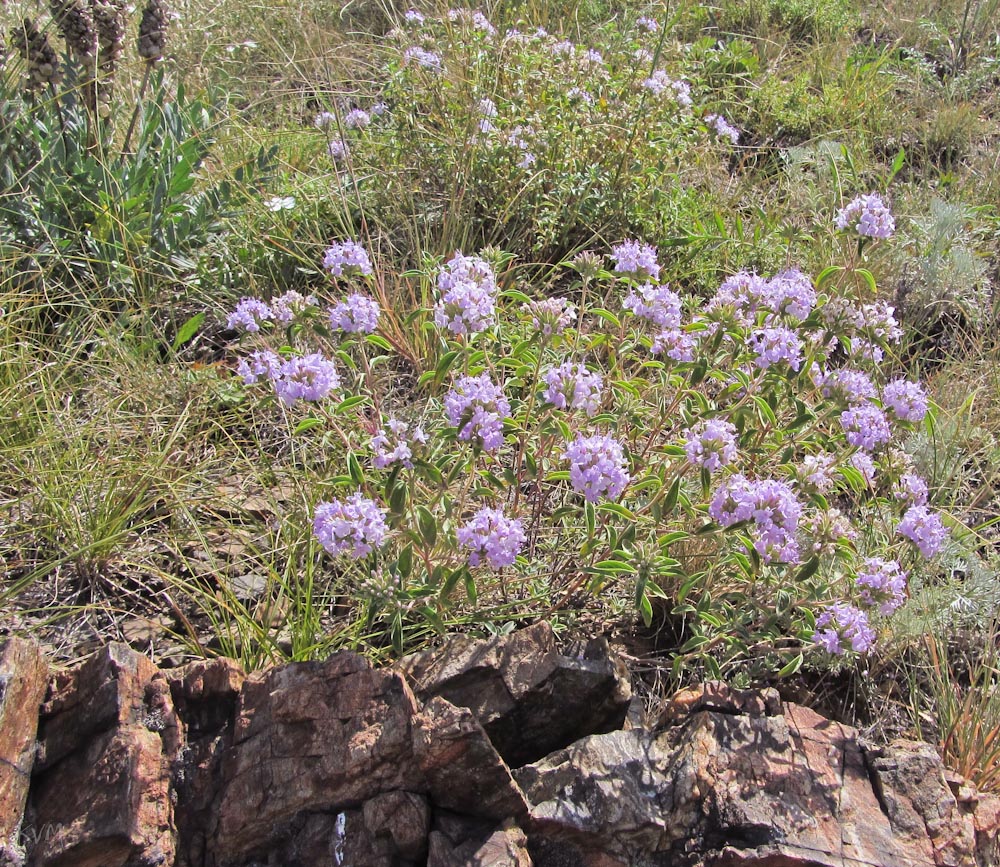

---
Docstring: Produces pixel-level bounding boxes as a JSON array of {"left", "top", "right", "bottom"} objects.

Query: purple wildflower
[
  {"left": 748, "top": 326, "right": 803, "bottom": 370},
  {"left": 328, "top": 139, "right": 349, "bottom": 161},
  {"left": 314, "top": 111, "right": 336, "bottom": 129},
  {"left": 856, "top": 557, "right": 908, "bottom": 615},
  {"left": 543, "top": 362, "right": 603, "bottom": 416},
  {"left": 883, "top": 380, "right": 928, "bottom": 423},
  {"left": 849, "top": 452, "right": 876, "bottom": 486},
  {"left": 313, "top": 493, "right": 388, "bottom": 558},
  {"left": 800, "top": 452, "right": 836, "bottom": 493},
  {"left": 272, "top": 353, "right": 341, "bottom": 406},
  {"left": 840, "top": 404, "right": 891, "bottom": 451},
  {"left": 636, "top": 15, "right": 658, "bottom": 31},
  {"left": 434, "top": 252, "right": 498, "bottom": 336},
  {"left": 344, "top": 108, "right": 371, "bottom": 129},
  {"left": 564, "top": 434, "right": 630, "bottom": 503},
  {"left": 705, "top": 113, "right": 740, "bottom": 144},
  {"left": 523, "top": 296, "right": 576, "bottom": 337},
  {"left": 402, "top": 45, "right": 442, "bottom": 69},
  {"left": 330, "top": 293, "right": 381, "bottom": 334},
  {"left": 227, "top": 297, "right": 272, "bottom": 333},
  {"left": 684, "top": 419, "right": 738, "bottom": 473},
  {"left": 766, "top": 269, "right": 815, "bottom": 320},
  {"left": 814, "top": 603, "right": 876, "bottom": 654},
  {"left": 894, "top": 472, "right": 929, "bottom": 507},
  {"left": 371, "top": 418, "right": 427, "bottom": 469},
  {"left": 444, "top": 373, "right": 510, "bottom": 451},
  {"left": 323, "top": 240, "right": 373, "bottom": 278},
  {"left": 611, "top": 240, "right": 660, "bottom": 281},
  {"left": 403, "top": 8, "right": 424, "bottom": 24},
  {"left": 709, "top": 475, "right": 802, "bottom": 563},
  {"left": 817, "top": 367, "right": 876, "bottom": 405},
  {"left": 270, "top": 290, "right": 317, "bottom": 323},
  {"left": 897, "top": 505, "right": 948, "bottom": 558},
  {"left": 457, "top": 507, "right": 526, "bottom": 569},
  {"left": 651, "top": 328, "right": 698, "bottom": 361},
  {"left": 835, "top": 193, "right": 895, "bottom": 239},
  {"left": 804, "top": 508, "right": 857, "bottom": 556},
  {"left": 623, "top": 283, "right": 682, "bottom": 330},
  {"left": 236, "top": 350, "right": 282, "bottom": 384},
  {"left": 709, "top": 271, "right": 771, "bottom": 321}
]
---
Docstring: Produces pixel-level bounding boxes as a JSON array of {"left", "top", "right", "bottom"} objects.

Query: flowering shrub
[{"left": 223, "top": 221, "right": 955, "bottom": 673}]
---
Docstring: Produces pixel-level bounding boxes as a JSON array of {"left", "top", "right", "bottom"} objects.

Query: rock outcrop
[{"left": 0, "top": 627, "right": 997, "bottom": 867}]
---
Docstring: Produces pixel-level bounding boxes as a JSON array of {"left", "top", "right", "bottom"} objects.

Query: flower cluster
[
  {"left": 371, "top": 418, "right": 427, "bottom": 469},
  {"left": 897, "top": 505, "right": 948, "bottom": 558},
  {"left": 835, "top": 193, "right": 895, "bottom": 239},
  {"left": 313, "top": 493, "right": 388, "bottom": 558},
  {"left": 435, "top": 252, "right": 498, "bottom": 336},
  {"left": 323, "top": 240, "right": 373, "bottom": 278},
  {"left": 856, "top": 557, "right": 908, "bottom": 615},
  {"left": 684, "top": 420, "right": 738, "bottom": 473},
  {"left": 610, "top": 240, "right": 660, "bottom": 281},
  {"left": 641, "top": 71, "right": 692, "bottom": 107},
  {"left": 523, "top": 296, "right": 576, "bottom": 337},
  {"left": 402, "top": 45, "right": 442, "bottom": 70},
  {"left": 330, "top": 293, "right": 381, "bottom": 334},
  {"left": 705, "top": 113, "right": 740, "bottom": 144},
  {"left": 839, "top": 404, "right": 891, "bottom": 451},
  {"left": 227, "top": 297, "right": 272, "bottom": 333},
  {"left": 564, "top": 434, "right": 630, "bottom": 502},
  {"left": 709, "top": 476, "right": 802, "bottom": 563},
  {"left": 543, "top": 362, "right": 603, "bottom": 415},
  {"left": 272, "top": 353, "right": 341, "bottom": 406},
  {"left": 813, "top": 603, "right": 876, "bottom": 654},
  {"left": 748, "top": 326, "right": 803, "bottom": 370},
  {"left": 457, "top": 507, "right": 526, "bottom": 568},
  {"left": 444, "top": 373, "right": 510, "bottom": 451},
  {"left": 882, "top": 380, "right": 928, "bottom": 423},
  {"left": 623, "top": 283, "right": 682, "bottom": 330},
  {"left": 270, "top": 291, "right": 317, "bottom": 323}
]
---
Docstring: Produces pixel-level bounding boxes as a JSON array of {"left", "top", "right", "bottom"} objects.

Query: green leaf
[
  {"left": 592, "top": 560, "right": 636, "bottom": 574},
  {"left": 464, "top": 571, "right": 478, "bottom": 604},
  {"left": 816, "top": 266, "right": 843, "bottom": 289},
  {"left": 639, "top": 589, "right": 654, "bottom": 627},
  {"left": 663, "top": 477, "right": 681, "bottom": 513},
  {"left": 794, "top": 556, "right": 820, "bottom": 583},
  {"left": 597, "top": 502, "right": 636, "bottom": 521},
  {"left": 591, "top": 308, "right": 621, "bottom": 328},
  {"left": 752, "top": 395, "right": 777, "bottom": 427},
  {"left": 856, "top": 268, "right": 878, "bottom": 295},
  {"left": 397, "top": 545, "right": 413, "bottom": 578},
  {"left": 585, "top": 501, "right": 596, "bottom": 537},
  {"left": 365, "top": 334, "right": 393, "bottom": 351},
  {"left": 347, "top": 452, "right": 365, "bottom": 486},
  {"left": 887, "top": 147, "right": 906, "bottom": 186},
  {"left": 417, "top": 506, "right": 437, "bottom": 547},
  {"left": 335, "top": 395, "right": 369, "bottom": 415},
  {"left": 172, "top": 312, "right": 204, "bottom": 352},
  {"left": 657, "top": 530, "right": 689, "bottom": 549},
  {"left": 294, "top": 416, "right": 323, "bottom": 434},
  {"left": 777, "top": 653, "right": 804, "bottom": 678}
]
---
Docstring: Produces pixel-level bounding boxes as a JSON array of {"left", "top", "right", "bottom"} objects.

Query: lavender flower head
[
  {"left": 371, "top": 418, "right": 427, "bottom": 469},
  {"left": 894, "top": 472, "right": 929, "bottom": 507},
  {"left": 840, "top": 404, "right": 891, "bottom": 451},
  {"left": 344, "top": 108, "right": 371, "bottom": 129},
  {"left": 523, "top": 296, "right": 576, "bottom": 337},
  {"left": 402, "top": 45, "right": 443, "bottom": 70},
  {"left": 849, "top": 452, "right": 877, "bottom": 486},
  {"left": 708, "top": 271, "right": 771, "bottom": 320},
  {"left": 748, "top": 326, "right": 803, "bottom": 371},
  {"left": 897, "top": 505, "right": 948, "bottom": 558},
  {"left": 636, "top": 15, "right": 658, "bottom": 31},
  {"left": 705, "top": 113, "right": 740, "bottom": 144},
  {"left": 328, "top": 139, "right": 349, "bottom": 161},
  {"left": 324, "top": 240, "right": 373, "bottom": 278},
  {"left": 816, "top": 367, "right": 876, "bottom": 405},
  {"left": 445, "top": 373, "right": 510, "bottom": 451},
  {"left": 403, "top": 8, "right": 424, "bottom": 24},
  {"left": 835, "top": 193, "right": 895, "bottom": 239},
  {"left": 611, "top": 240, "right": 660, "bottom": 281},
  {"left": 435, "top": 252, "right": 498, "bottom": 336},
  {"left": 543, "top": 362, "right": 603, "bottom": 416},
  {"left": 227, "top": 297, "right": 272, "bottom": 333},
  {"left": 684, "top": 419, "right": 738, "bottom": 473},
  {"left": 623, "top": 283, "right": 682, "bottom": 330},
  {"left": 313, "top": 493, "right": 388, "bottom": 558},
  {"left": 564, "top": 434, "right": 630, "bottom": 503},
  {"left": 272, "top": 353, "right": 341, "bottom": 406},
  {"left": 799, "top": 452, "right": 836, "bottom": 493},
  {"left": 330, "top": 293, "right": 380, "bottom": 334},
  {"left": 814, "top": 603, "right": 876, "bottom": 654},
  {"left": 236, "top": 349, "right": 282, "bottom": 384},
  {"left": 457, "top": 507, "right": 526, "bottom": 568},
  {"left": 708, "top": 475, "right": 802, "bottom": 563},
  {"left": 766, "top": 269, "right": 815, "bottom": 320},
  {"left": 856, "top": 557, "right": 908, "bottom": 615},
  {"left": 270, "top": 290, "right": 317, "bottom": 323},
  {"left": 882, "top": 380, "right": 928, "bottom": 423},
  {"left": 314, "top": 111, "right": 336, "bottom": 129},
  {"left": 651, "top": 328, "right": 698, "bottom": 362}
]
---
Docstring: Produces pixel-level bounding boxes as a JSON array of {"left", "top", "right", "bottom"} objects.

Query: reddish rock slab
[
  {"left": 28, "top": 644, "right": 177, "bottom": 867},
  {"left": 399, "top": 621, "right": 631, "bottom": 767},
  {"left": 429, "top": 821, "right": 534, "bottom": 867},
  {"left": 0, "top": 639, "right": 48, "bottom": 846},
  {"left": 208, "top": 652, "right": 425, "bottom": 863}
]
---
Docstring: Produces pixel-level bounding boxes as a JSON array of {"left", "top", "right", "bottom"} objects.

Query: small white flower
[{"left": 264, "top": 196, "right": 296, "bottom": 212}]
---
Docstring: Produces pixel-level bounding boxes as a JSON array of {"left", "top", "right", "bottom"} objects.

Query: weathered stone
[
  {"left": 428, "top": 814, "right": 534, "bottom": 867},
  {"left": 36, "top": 643, "right": 159, "bottom": 770},
  {"left": 0, "top": 639, "right": 48, "bottom": 847},
  {"left": 517, "top": 701, "right": 973, "bottom": 867},
  {"left": 413, "top": 696, "right": 529, "bottom": 822},
  {"left": 28, "top": 643, "right": 177, "bottom": 867},
  {"left": 362, "top": 790, "right": 432, "bottom": 860},
  {"left": 167, "top": 657, "right": 245, "bottom": 737},
  {"left": 399, "top": 621, "right": 631, "bottom": 767},
  {"left": 209, "top": 651, "right": 424, "bottom": 863},
  {"left": 866, "top": 737, "right": 977, "bottom": 867},
  {"left": 656, "top": 680, "right": 782, "bottom": 727},
  {"left": 972, "top": 793, "right": 1000, "bottom": 867}
]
